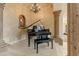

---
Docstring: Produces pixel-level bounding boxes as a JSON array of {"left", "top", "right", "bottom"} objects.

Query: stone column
[
  {"left": 0, "top": 3, "right": 7, "bottom": 47},
  {"left": 53, "top": 10, "right": 63, "bottom": 45}
]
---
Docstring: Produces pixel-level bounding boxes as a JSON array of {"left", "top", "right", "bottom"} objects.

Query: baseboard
[
  {"left": 9, "top": 39, "right": 26, "bottom": 45},
  {"left": 3, "top": 38, "right": 26, "bottom": 45}
]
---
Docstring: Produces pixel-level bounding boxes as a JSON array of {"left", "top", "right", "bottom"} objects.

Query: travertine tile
[
  {"left": 0, "top": 40, "right": 57, "bottom": 56},
  {"left": 0, "top": 39, "right": 67, "bottom": 56}
]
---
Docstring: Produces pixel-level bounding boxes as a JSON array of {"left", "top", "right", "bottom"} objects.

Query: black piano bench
[{"left": 34, "top": 38, "right": 53, "bottom": 53}]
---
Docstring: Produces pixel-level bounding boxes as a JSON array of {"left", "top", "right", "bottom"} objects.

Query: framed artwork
[{"left": 19, "top": 15, "right": 26, "bottom": 29}]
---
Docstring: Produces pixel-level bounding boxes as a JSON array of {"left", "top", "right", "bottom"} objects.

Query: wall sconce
[{"left": 31, "top": 3, "right": 40, "bottom": 13}]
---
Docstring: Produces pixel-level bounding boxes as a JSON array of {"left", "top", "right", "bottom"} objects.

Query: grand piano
[{"left": 26, "top": 20, "right": 52, "bottom": 47}]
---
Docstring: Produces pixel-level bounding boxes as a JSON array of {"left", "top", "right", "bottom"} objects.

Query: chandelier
[{"left": 31, "top": 3, "right": 40, "bottom": 13}]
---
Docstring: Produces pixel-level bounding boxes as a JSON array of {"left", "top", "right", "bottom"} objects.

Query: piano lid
[{"left": 26, "top": 19, "right": 41, "bottom": 28}]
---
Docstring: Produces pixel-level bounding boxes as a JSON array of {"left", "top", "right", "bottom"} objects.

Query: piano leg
[
  {"left": 51, "top": 39, "right": 53, "bottom": 49},
  {"left": 28, "top": 35, "right": 30, "bottom": 47}
]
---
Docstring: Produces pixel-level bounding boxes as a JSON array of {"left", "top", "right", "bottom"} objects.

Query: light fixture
[{"left": 31, "top": 3, "right": 40, "bottom": 13}]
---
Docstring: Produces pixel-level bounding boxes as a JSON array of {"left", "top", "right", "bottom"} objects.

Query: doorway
[{"left": 53, "top": 3, "right": 68, "bottom": 56}]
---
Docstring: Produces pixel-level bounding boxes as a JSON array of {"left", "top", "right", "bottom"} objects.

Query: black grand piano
[
  {"left": 27, "top": 28, "right": 51, "bottom": 47},
  {"left": 26, "top": 20, "right": 53, "bottom": 53}
]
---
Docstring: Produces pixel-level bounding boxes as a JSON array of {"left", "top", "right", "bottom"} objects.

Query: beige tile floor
[{"left": 0, "top": 39, "right": 58, "bottom": 56}]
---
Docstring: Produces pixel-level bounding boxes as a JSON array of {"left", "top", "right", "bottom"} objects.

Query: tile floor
[
  {"left": 0, "top": 39, "right": 56, "bottom": 56},
  {"left": 0, "top": 39, "right": 67, "bottom": 56}
]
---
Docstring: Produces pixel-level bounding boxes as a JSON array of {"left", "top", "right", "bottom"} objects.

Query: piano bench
[{"left": 34, "top": 38, "right": 53, "bottom": 53}]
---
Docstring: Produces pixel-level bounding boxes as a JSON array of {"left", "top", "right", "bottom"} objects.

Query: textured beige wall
[{"left": 3, "top": 3, "right": 54, "bottom": 44}]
